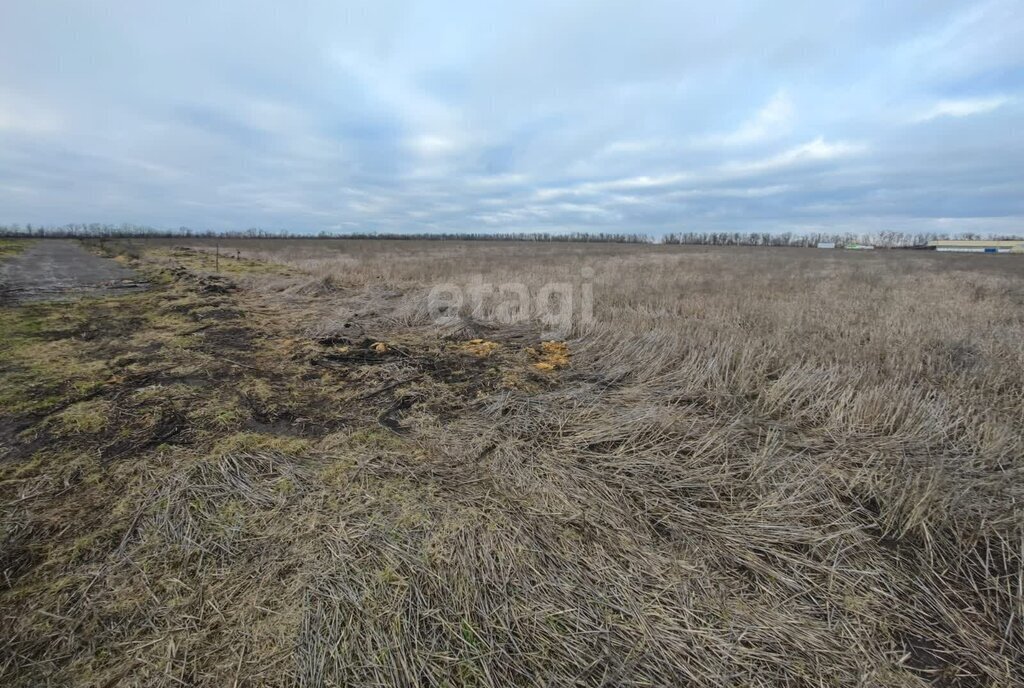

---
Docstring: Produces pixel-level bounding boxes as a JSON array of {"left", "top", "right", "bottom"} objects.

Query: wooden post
[{"left": 215, "top": 242, "right": 220, "bottom": 273}]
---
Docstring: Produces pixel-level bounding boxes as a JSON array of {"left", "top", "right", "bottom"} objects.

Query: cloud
[
  {"left": 696, "top": 91, "right": 795, "bottom": 147},
  {"left": 665, "top": 185, "right": 792, "bottom": 200},
  {"left": 915, "top": 96, "right": 1010, "bottom": 121},
  {"left": 0, "top": 92, "right": 62, "bottom": 134},
  {"left": 406, "top": 134, "right": 461, "bottom": 157},
  {"left": 0, "top": 1, "right": 1021, "bottom": 234},
  {"left": 532, "top": 173, "right": 696, "bottom": 201},
  {"left": 720, "top": 138, "right": 867, "bottom": 175},
  {"left": 594, "top": 91, "right": 795, "bottom": 160}
]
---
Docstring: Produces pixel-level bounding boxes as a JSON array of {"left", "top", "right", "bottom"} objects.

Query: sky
[{"left": 1, "top": 1, "right": 1022, "bottom": 236}]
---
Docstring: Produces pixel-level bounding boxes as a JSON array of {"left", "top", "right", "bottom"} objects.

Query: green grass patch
[
  {"left": 49, "top": 399, "right": 112, "bottom": 436},
  {"left": 0, "top": 238, "right": 31, "bottom": 259}
]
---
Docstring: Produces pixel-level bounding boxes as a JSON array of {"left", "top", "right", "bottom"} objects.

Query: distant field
[{"left": 1, "top": 239, "right": 1022, "bottom": 686}]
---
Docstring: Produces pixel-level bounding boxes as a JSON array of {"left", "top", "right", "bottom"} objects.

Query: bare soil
[{"left": 0, "top": 240, "right": 146, "bottom": 303}]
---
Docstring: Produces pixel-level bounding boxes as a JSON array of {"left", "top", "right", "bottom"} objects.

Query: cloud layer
[{"left": 1, "top": 0, "right": 1022, "bottom": 235}]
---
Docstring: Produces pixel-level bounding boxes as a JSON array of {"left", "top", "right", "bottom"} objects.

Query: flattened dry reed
[{"left": 2, "top": 241, "right": 1021, "bottom": 686}]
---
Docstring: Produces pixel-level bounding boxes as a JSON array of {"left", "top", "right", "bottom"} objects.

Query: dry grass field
[{"left": 1, "top": 239, "right": 1022, "bottom": 686}]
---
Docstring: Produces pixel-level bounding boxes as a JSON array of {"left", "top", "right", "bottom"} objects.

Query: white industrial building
[{"left": 928, "top": 240, "right": 1024, "bottom": 254}]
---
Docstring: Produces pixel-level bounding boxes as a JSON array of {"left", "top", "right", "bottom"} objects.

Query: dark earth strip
[{"left": 0, "top": 240, "right": 146, "bottom": 303}]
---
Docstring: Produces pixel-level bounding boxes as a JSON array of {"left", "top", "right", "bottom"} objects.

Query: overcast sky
[{"left": 1, "top": 1, "right": 1021, "bottom": 235}]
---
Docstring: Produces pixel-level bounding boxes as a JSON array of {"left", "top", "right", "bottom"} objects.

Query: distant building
[
  {"left": 844, "top": 244, "right": 875, "bottom": 250},
  {"left": 928, "top": 239, "right": 1024, "bottom": 254},
  {"left": 817, "top": 242, "right": 835, "bottom": 249}
]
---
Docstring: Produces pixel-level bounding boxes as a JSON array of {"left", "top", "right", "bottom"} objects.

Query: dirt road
[{"left": 0, "top": 240, "right": 146, "bottom": 303}]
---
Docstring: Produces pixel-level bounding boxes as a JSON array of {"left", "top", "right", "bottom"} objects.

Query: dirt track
[{"left": 0, "top": 240, "right": 146, "bottom": 302}]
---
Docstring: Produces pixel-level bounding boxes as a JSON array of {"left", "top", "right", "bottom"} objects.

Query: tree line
[
  {"left": 1, "top": 223, "right": 1019, "bottom": 247},
  {"left": 0, "top": 224, "right": 649, "bottom": 243}
]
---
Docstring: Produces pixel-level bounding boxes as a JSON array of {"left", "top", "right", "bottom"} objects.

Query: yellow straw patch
[
  {"left": 529, "top": 341, "right": 571, "bottom": 370},
  {"left": 460, "top": 338, "right": 501, "bottom": 357}
]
